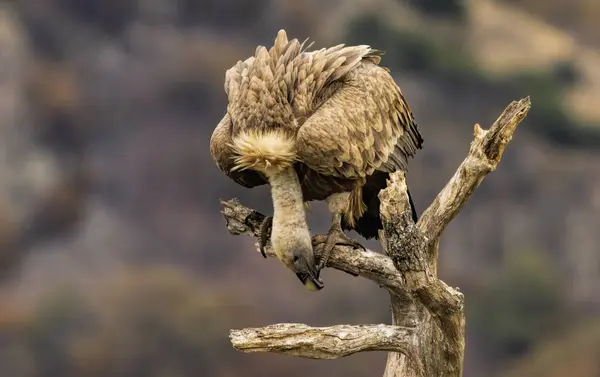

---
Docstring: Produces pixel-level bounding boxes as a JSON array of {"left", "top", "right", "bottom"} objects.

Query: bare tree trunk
[{"left": 220, "top": 98, "right": 531, "bottom": 376}]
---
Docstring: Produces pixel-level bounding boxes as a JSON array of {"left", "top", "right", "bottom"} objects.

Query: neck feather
[{"left": 266, "top": 166, "right": 310, "bottom": 261}]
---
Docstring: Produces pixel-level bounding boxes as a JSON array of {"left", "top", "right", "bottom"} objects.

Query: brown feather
[
  {"left": 210, "top": 29, "right": 423, "bottom": 230},
  {"left": 209, "top": 113, "right": 267, "bottom": 188}
]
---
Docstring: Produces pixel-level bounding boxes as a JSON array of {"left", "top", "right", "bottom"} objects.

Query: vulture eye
[{"left": 293, "top": 255, "right": 300, "bottom": 263}]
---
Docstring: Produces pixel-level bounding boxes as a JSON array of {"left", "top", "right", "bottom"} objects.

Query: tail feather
[
  {"left": 407, "top": 187, "right": 418, "bottom": 223},
  {"left": 344, "top": 186, "right": 368, "bottom": 228},
  {"left": 343, "top": 173, "right": 419, "bottom": 239}
]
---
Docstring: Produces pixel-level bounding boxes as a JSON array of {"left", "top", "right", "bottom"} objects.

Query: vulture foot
[
  {"left": 258, "top": 215, "right": 273, "bottom": 258},
  {"left": 314, "top": 226, "right": 365, "bottom": 271}
]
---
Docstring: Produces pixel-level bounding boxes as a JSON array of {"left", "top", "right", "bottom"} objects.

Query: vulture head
[{"left": 284, "top": 241, "right": 323, "bottom": 291}]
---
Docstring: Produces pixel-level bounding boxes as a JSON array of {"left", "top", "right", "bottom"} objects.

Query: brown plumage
[{"left": 210, "top": 30, "right": 423, "bottom": 290}]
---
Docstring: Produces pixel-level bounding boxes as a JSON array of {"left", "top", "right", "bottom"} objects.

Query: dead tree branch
[
  {"left": 219, "top": 97, "right": 531, "bottom": 377},
  {"left": 417, "top": 98, "right": 532, "bottom": 268},
  {"left": 230, "top": 324, "right": 419, "bottom": 362},
  {"left": 221, "top": 198, "right": 404, "bottom": 291}
]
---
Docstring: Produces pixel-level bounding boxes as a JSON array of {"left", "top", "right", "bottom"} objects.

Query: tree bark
[
  {"left": 219, "top": 97, "right": 531, "bottom": 376},
  {"left": 230, "top": 324, "right": 418, "bottom": 360}
]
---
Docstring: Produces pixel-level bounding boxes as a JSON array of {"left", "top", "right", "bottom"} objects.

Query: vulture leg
[
  {"left": 316, "top": 213, "right": 366, "bottom": 271},
  {"left": 316, "top": 193, "right": 366, "bottom": 271},
  {"left": 258, "top": 215, "right": 273, "bottom": 258}
]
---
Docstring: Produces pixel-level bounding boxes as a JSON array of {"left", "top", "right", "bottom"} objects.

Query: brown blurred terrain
[{"left": 0, "top": 0, "right": 599, "bottom": 376}]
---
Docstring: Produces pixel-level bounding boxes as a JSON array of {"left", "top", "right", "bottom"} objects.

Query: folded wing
[{"left": 295, "top": 61, "right": 422, "bottom": 180}]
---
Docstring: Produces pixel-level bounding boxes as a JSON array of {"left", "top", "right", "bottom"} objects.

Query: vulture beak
[
  {"left": 295, "top": 261, "right": 324, "bottom": 291},
  {"left": 296, "top": 272, "right": 324, "bottom": 291}
]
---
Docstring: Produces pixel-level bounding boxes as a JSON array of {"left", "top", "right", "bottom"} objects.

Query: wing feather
[
  {"left": 291, "top": 44, "right": 377, "bottom": 117},
  {"left": 224, "top": 57, "right": 254, "bottom": 105},
  {"left": 295, "top": 61, "right": 422, "bottom": 179},
  {"left": 226, "top": 30, "right": 304, "bottom": 137}
]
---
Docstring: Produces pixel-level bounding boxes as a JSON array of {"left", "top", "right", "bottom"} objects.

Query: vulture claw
[
  {"left": 258, "top": 216, "right": 273, "bottom": 258},
  {"left": 315, "top": 226, "right": 365, "bottom": 272}
]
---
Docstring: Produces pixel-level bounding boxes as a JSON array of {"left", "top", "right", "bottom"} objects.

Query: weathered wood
[
  {"left": 379, "top": 171, "right": 464, "bottom": 377},
  {"left": 417, "top": 98, "right": 532, "bottom": 270},
  {"left": 230, "top": 324, "right": 419, "bottom": 362}
]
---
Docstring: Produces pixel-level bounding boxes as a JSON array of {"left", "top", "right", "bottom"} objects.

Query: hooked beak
[{"left": 296, "top": 264, "right": 324, "bottom": 291}]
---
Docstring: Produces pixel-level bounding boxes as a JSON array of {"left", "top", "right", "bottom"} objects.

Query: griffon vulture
[{"left": 210, "top": 30, "right": 423, "bottom": 290}]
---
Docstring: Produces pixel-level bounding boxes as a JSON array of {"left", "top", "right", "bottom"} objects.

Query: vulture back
[{"left": 212, "top": 29, "right": 385, "bottom": 177}]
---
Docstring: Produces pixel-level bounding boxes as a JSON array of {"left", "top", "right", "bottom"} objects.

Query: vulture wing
[{"left": 295, "top": 51, "right": 422, "bottom": 179}]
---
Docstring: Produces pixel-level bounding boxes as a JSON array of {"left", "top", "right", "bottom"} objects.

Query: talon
[
  {"left": 258, "top": 216, "right": 273, "bottom": 258},
  {"left": 316, "top": 227, "right": 365, "bottom": 271},
  {"left": 311, "top": 234, "right": 327, "bottom": 248}
]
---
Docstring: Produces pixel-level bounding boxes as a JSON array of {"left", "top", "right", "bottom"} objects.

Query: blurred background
[{"left": 0, "top": 0, "right": 599, "bottom": 376}]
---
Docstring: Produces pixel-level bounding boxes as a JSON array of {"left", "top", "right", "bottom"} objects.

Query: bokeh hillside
[{"left": 0, "top": 0, "right": 599, "bottom": 376}]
